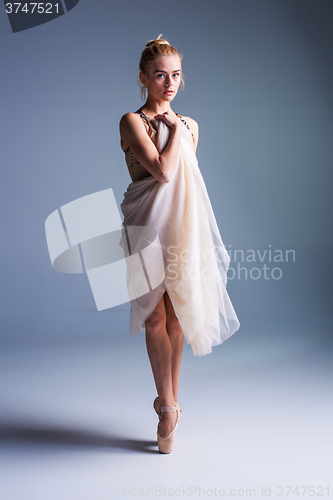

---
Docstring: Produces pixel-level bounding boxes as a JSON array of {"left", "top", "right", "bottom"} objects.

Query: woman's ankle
[{"left": 159, "top": 397, "right": 175, "bottom": 407}]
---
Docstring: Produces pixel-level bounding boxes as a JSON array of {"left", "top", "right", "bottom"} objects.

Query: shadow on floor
[{"left": 0, "top": 422, "right": 159, "bottom": 454}]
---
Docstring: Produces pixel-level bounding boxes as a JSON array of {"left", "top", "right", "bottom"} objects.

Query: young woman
[{"left": 119, "top": 35, "right": 240, "bottom": 454}]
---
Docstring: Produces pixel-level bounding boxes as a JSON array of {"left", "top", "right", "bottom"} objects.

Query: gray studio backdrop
[{"left": 1, "top": 0, "right": 332, "bottom": 345}]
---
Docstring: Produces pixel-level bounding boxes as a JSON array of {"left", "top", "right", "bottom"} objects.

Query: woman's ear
[{"left": 139, "top": 71, "right": 147, "bottom": 86}]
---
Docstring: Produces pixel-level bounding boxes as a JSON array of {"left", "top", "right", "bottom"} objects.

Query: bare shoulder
[
  {"left": 119, "top": 112, "right": 142, "bottom": 131},
  {"left": 181, "top": 115, "right": 199, "bottom": 152},
  {"left": 181, "top": 115, "right": 199, "bottom": 133}
]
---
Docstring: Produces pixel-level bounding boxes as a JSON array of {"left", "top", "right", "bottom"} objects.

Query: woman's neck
[{"left": 140, "top": 97, "right": 173, "bottom": 117}]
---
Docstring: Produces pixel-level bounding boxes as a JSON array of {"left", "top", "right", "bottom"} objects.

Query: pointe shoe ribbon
[{"left": 153, "top": 397, "right": 182, "bottom": 420}]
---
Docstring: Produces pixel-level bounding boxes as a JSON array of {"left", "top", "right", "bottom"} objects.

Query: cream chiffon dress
[{"left": 119, "top": 110, "right": 240, "bottom": 357}]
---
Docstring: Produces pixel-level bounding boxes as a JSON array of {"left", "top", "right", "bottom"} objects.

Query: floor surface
[{"left": 1, "top": 317, "right": 332, "bottom": 500}]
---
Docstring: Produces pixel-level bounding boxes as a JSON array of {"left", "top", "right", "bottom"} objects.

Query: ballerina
[{"left": 119, "top": 35, "right": 240, "bottom": 453}]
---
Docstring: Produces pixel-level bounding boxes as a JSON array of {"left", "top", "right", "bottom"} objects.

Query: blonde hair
[{"left": 138, "top": 34, "right": 185, "bottom": 100}]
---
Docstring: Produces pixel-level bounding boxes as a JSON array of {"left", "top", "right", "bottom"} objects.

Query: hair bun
[{"left": 146, "top": 34, "right": 170, "bottom": 48}]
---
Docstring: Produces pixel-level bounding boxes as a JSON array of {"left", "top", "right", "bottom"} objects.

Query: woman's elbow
[
  {"left": 151, "top": 160, "right": 171, "bottom": 183},
  {"left": 158, "top": 162, "right": 176, "bottom": 183},
  {"left": 159, "top": 172, "right": 171, "bottom": 183}
]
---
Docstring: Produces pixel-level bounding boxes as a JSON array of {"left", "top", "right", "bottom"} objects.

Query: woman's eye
[
  {"left": 157, "top": 74, "right": 164, "bottom": 78},
  {"left": 173, "top": 73, "right": 180, "bottom": 78}
]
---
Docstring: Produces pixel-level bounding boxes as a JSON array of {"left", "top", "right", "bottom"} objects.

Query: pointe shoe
[
  {"left": 157, "top": 405, "right": 180, "bottom": 454},
  {"left": 153, "top": 397, "right": 182, "bottom": 421}
]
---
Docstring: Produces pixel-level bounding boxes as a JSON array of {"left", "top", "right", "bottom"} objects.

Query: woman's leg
[
  {"left": 164, "top": 291, "right": 184, "bottom": 403},
  {"left": 145, "top": 295, "right": 177, "bottom": 437}
]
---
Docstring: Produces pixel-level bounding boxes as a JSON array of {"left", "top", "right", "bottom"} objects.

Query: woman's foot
[
  {"left": 157, "top": 405, "right": 180, "bottom": 453},
  {"left": 157, "top": 407, "right": 178, "bottom": 438}
]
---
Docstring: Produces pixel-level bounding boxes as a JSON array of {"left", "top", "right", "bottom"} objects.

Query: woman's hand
[
  {"left": 120, "top": 110, "right": 183, "bottom": 183},
  {"left": 154, "top": 111, "right": 180, "bottom": 130}
]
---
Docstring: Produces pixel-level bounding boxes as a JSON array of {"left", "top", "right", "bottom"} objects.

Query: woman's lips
[{"left": 164, "top": 91, "right": 174, "bottom": 95}]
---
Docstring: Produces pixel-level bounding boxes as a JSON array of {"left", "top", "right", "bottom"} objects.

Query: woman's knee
[
  {"left": 145, "top": 310, "right": 165, "bottom": 335},
  {"left": 166, "top": 314, "right": 183, "bottom": 334}
]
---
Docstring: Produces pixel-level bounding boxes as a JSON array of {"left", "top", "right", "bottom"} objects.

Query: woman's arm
[{"left": 119, "top": 111, "right": 183, "bottom": 183}]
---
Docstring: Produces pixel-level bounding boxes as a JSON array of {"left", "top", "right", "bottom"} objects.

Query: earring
[{"left": 141, "top": 85, "right": 147, "bottom": 101}]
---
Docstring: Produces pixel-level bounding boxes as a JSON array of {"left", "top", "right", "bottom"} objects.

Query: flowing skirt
[{"left": 119, "top": 121, "right": 240, "bottom": 356}]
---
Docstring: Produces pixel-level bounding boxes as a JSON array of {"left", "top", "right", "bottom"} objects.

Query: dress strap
[
  {"left": 136, "top": 109, "right": 193, "bottom": 137},
  {"left": 175, "top": 113, "right": 194, "bottom": 137},
  {"left": 136, "top": 110, "right": 156, "bottom": 134}
]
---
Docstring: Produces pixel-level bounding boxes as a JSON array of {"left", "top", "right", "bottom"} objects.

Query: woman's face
[{"left": 141, "top": 55, "right": 182, "bottom": 102}]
